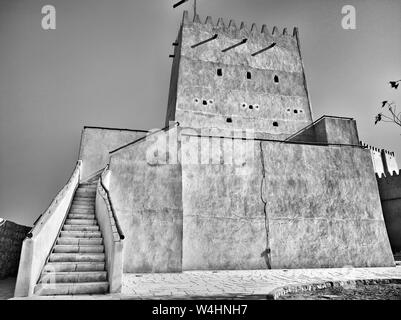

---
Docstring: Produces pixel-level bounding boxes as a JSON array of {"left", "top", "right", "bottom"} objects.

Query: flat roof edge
[{"left": 83, "top": 126, "right": 149, "bottom": 133}]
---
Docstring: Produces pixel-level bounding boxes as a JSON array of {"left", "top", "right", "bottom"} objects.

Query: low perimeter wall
[{"left": 0, "top": 219, "right": 30, "bottom": 279}]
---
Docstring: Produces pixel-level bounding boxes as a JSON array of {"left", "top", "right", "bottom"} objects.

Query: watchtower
[{"left": 166, "top": 11, "right": 313, "bottom": 139}]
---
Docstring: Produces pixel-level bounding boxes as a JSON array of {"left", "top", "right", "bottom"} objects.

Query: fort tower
[{"left": 166, "top": 11, "right": 313, "bottom": 139}]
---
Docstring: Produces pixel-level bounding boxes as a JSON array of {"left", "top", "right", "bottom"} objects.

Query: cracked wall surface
[
  {"left": 179, "top": 134, "right": 393, "bottom": 270},
  {"left": 261, "top": 142, "right": 394, "bottom": 268}
]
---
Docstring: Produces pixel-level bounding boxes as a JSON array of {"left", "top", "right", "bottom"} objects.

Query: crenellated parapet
[
  {"left": 360, "top": 141, "right": 398, "bottom": 177},
  {"left": 376, "top": 169, "right": 401, "bottom": 179},
  {"left": 360, "top": 141, "right": 395, "bottom": 156},
  {"left": 180, "top": 10, "right": 302, "bottom": 65},
  {"left": 182, "top": 10, "right": 299, "bottom": 43}
]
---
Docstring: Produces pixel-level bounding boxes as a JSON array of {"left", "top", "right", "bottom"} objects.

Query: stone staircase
[{"left": 34, "top": 180, "right": 109, "bottom": 296}]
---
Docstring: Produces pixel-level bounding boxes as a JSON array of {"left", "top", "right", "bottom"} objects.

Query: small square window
[
  {"left": 273, "top": 121, "right": 279, "bottom": 127},
  {"left": 226, "top": 118, "right": 232, "bottom": 123}
]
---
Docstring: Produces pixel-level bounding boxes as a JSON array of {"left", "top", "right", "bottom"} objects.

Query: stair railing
[
  {"left": 14, "top": 160, "right": 82, "bottom": 297},
  {"left": 98, "top": 166, "right": 125, "bottom": 240},
  {"left": 96, "top": 166, "right": 124, "bottom": 293}
]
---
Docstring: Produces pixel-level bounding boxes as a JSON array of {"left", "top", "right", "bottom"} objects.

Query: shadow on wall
[
  {"left": 376, "top": 170, "right": 401, "bottom": 253},
  {"left": 0, "top": 219, "right": 31, "bottom": 279}
]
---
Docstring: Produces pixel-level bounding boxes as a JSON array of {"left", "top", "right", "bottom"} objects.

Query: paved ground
[
  {"left": 279, "top": 282, "right": 401, "bottom": 300},
  {"left": 121, "top": 266, "right": 401, "bottom": 299},
  {"left": 8, "top": 265, "right": 401, "bottom": 300},
  {"left": 0, "top": 278, "right": 16, "bottom": 300}
]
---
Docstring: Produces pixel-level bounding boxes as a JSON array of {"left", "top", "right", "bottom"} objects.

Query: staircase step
[
  {"left": 34, "top": 282, "right": 109, "bottom": 295},
  {"left": 70, "top": 205, "right": 95, "bottom": 210},
  {"left": 69, "top": 210, "right": 95, "bottom": 216},
  {"left": 43, "top": 262, "right": 105, "bottom": 272},
  {"left": 65, "top": 219, "right": 97, "bottom": 225},
  {"left": 79, "top": 182, "right": 97, "bottom": 186},
  {"left": 72, "top": 198, "right": 94, "bottom": 203},
  {"left": 49, "top": 253, "right": 105, "bottom": 262},
  {"left": 75, "top": 191, "right": 96, "bottom": 197},
  {"left": 70, "top": 203, "right": 95, "bottom": 210},
  {"left": 39, "top": 271, "right": 107, "bottom": 284},
  {"left": 76, "top": 186, "right": 97, "bottom": 191},
  {"left": 68, "top": 213, "right": 95, "bottom": 220},
  {"left": 60, "top": 231, "right": 101, "bottom": 238},
  {"left": 54, "top": 245, "right": 104, "bottom": 253},
  {"left": 57, "top": 237, "right": 102, "bottom": 245},
  {"left": 63, "top": 225, "right": 99, "bottom": 232},
  {"left": 71, "top": 202, "right": 94, "bottom": 207},
  {"left": 78, "top": 186, "right": 97, "bottom": 191},
  {"left": 77, "top": 186, "right": 97, "bottom": 192},
  {"left": 74, "top": 194, "right": 95, "bottom": 199}
]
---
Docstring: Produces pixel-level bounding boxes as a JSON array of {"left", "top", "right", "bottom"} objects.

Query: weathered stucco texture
[
  {"left": 180, "top": 131, "right": 393, "bottom": 270},
  {"left": 167, "top": 11, "right": 312, "bottom": 139},
  {"left": 108, "top": 128, "right": 183, "bottom": 273},
  {"left": 181, "top": 134, "right": 267, "bottom": 270},
  {"left": 0, "top": 220, "right": 30, "bottom": 279},
  {"left": 262, "top": 143, "right": 394, "bottom": 268},
  {"left": 79, "top": 127, "right": 147, "bottom": 180},
  {"left": 376, "top": 171, "right": 401, "bottom": 253}
]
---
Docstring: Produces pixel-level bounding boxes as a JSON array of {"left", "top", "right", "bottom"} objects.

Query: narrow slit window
[
  {"left": 274, "top": 75, "right": 279, "bottom": 83},
  {"left": 247, "top": 71, "right": 252, "bottom": 79},
  {"left": 217, "top": 68, "right": 223, "bottom": 76}
]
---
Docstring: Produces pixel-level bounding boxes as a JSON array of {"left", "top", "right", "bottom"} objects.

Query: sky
[{"left": 0, "top": 0, "right": 400, "bottom": 226}]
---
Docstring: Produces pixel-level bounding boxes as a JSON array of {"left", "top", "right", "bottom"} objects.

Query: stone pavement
[
  {"left": 121, "top": 266, "right": 401, "bottom": 299},
  {"left": 9, "top": 265, "right": 401, "bottom": 300}
]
